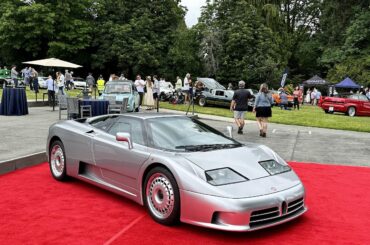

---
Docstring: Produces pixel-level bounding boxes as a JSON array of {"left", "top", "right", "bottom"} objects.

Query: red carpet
[{"left": 0, "top": 162, "right": 369, "bottom": 245}]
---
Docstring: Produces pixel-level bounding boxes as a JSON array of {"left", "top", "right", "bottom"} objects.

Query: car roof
[{"left": 106, "top": 80, "right": 133, "bottom": 85}]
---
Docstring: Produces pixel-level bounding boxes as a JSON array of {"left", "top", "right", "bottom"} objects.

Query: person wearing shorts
[
  {"left": 230, "top": 80, "right": 253, "bottom": 134},
  {"left": 253, "top": 83, "right": 273, "bottom": 137}
]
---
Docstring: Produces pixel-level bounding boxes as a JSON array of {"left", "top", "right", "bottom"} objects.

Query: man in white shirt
[
  {"left": 134, "top": 75, "right": 146, "bottom": 107},
  {"left": 46, "top": 75, "right": 56, "bottom": 106},
  {"left": 59, "top": 72, "right": 65, "bottom": 95}
]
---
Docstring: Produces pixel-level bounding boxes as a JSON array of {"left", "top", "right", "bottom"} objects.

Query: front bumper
[{"left": 180, "top": 183, "right": 306, "bottom": 232}]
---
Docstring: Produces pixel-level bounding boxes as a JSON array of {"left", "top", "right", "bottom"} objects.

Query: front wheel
[
  {"left": 198, "top": 96, "right": 206, "bottom": 107},
  {"left": 49, "top": 140, "right": 67, "bottom": 181},
  {"left": 347, "top": 107, "right": 356, "bottom": 117},
  {"left": 144, "top": 167, "right": 180, "bottom": 226}
]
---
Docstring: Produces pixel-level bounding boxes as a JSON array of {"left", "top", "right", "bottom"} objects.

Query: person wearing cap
[{"left": 230, "top": 80, "right": 253, "bottom": 134}]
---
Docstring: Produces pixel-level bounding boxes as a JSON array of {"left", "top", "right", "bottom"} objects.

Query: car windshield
[
  {"left": 104, "top": 83, "right": 131, "bottom": 94},
  {"left": 197, "top": 78, "right": 226, "bottom": 90},
  {"left": 147, "top": 117, "right": 242, "bottom": 152}
]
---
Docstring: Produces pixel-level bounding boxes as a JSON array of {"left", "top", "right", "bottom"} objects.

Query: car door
[
  {"left": 357, "top": 95, "right": 370, "bottom": 115},
  {"left": 213, "top": 89, "right": 225, "bottom": 106},
  {"left": 92, "top": 117, "right": 150, "bottom": 196}
]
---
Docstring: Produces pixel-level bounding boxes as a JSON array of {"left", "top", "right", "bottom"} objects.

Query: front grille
[{"left": 249, "top": 197, "right": 305, "bottom": 229}]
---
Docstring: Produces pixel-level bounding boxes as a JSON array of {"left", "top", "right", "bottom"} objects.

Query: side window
[
  {"left": 215, "top": 90, "right": 225, "bottom": 96},
  {"left": 358, "top": 95, "right": 369, "bottom": 101},
  {"left": 108, "top": 118, "right": 145, "bottom": 145}
]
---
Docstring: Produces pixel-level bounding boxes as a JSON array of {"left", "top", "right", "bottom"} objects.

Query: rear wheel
[
  {"left": 144, "top": 167, "right": 180, "bottom": 226},
  {"left": 49, "top": 140, "right": 67, "bottom": 181},
  {"left": 347, "top": 107, "right": 356, "bottom": 117}
]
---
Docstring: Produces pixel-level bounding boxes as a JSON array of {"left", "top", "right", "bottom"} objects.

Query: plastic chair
[
  {"left": 107, "top": 97, "right": 128, "bottom": 114},
  {"left": 58, "top": 94, "right": 68, "bottom": 120},
  {"left": 66, "top": 97, "right": 79, "bottom": 119},
  {"left": 80, "top": 104, "right": 92, "bottom": 118}
]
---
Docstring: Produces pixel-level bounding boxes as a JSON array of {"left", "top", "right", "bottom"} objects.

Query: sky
[{"left": 182, "top": 0, "right": 207, "bottom": 27}]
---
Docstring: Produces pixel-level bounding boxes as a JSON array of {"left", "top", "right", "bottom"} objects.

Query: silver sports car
[{"left": 47, "top": 113, "right": 307, "bottom": 231}]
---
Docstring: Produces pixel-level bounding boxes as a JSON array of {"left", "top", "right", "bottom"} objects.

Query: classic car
[
  {"left": 47, "top": 113, "right": 307, "bottom": 231},
  {"left": 197, "top": 78, "right": 255, "bottom": 110},
  {"left": 271, "top": 90, "right": 294, "bottom": 106},
  {"left": 99, "top": 80, "right": 140, "bottom": 112},
  {"left": 71, "top": 77, "right": 87, "bottom": 89},
  {"left": 37, "top": 76, "right": 49, "bottom": 89},
  {"left": 159, "top": 81, "right": 175, "bottom": 101},
  {"left": 320, "top": 94, "right": 370, "bottom": 116}
]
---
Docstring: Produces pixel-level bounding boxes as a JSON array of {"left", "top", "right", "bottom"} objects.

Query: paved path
[{"left": 1, "top": 107, "right": 369, "bottom": 167}]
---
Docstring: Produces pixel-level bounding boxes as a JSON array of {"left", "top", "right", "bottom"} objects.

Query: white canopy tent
[{"left": 23, "top": 58, "right": 82, "bottom": 68}]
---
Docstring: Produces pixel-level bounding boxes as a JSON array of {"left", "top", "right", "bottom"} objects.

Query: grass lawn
[{"left": 159, "top": 102, "right": 370, "bottom": 133}]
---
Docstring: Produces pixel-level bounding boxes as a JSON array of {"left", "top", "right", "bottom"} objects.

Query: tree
[
  {"left": 91, "top": 0, "right": 185, "bottom": 79},
  {"left": 197, "top": 0, "right": 285, "bottom": 87}
]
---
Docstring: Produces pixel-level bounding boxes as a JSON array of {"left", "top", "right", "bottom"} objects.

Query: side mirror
[
  {"left": 226, "top": 126, "right": 233, "bottom": 138},
  {"left": 116, "top": 132, "right": 133, "bottom": 149}
]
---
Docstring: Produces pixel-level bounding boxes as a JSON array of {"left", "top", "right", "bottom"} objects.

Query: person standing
[
  {"left": 315, "top": 89, "right": 322, "bottom": 105},
  {"left": 119, "top": 73, "right": 126, "bottom": 80},
  {"left": 253, "top": 83, "right": 273, "bottom": 137},
  {"left": 152, "top": 75, "right": 160, "bottom": 108},
  {"left": 65, "top": 70, "right": 72, "bottom": 90},
  {"left": 143, "top": 76, "right": 155, "bottom": 110},
  {"left": 311, "top": 88, "right": 317, "bottom": 105},
  {"left": 11, "top": 65, "right": 18, "bottom": 87},
  {"left": 135, "top": 75, "right": 146, "bottom": 108},
  {"left": 293, "top": 86, "right": 302, "bottom": 110},
  {"left": 31, "top": 68, "right": 39, "bottom": 93},
  {"left": 97, "top": 75, "right": 105, "bottom": 95},
  {"left": 183, "top": 73, "right": 190, "bottom": 103},
  {"left": 56, "top": 72, "right": 63, "bottom": 95},
  {"left": 279, "top": 88, "right": 289, "bottom": 110},
  {"left": 230, "top": 80, "right": 253, "bottom": 134},
  {"left": 227, "top": 83, "right": 234, "bottom": 90},
  {"left": 86, "top": 73, "right": 95, "bottom": 92},
  {"left": 46, "top": 75, "right": 56, "bottom": 106},
  {"left": 175, "top": 76, "right": 182, "bottom": 91}
]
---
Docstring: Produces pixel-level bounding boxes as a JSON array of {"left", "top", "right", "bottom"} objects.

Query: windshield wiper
[{"left": 175, "top": 143, "right": 241, "bottom": 152}]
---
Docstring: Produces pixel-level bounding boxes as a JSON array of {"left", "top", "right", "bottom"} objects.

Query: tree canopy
[{"left": 0, "top": 0, "right": 368, "bottom": 86}]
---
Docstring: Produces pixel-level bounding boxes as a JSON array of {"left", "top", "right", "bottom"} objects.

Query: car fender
[{"left": 137, "top": 152, "right": 228, "bottom": 205}]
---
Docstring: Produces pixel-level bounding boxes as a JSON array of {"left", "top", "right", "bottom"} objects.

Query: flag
[{"left": 280, "top": 69, "right": 288, "bottom": 87}]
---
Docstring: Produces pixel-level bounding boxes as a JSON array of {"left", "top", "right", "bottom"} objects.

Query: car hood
[
  {"left": 183, "top": 144, "right": 302, "bottom": 198},
  {"left": 184, "top": 145, "right": 273, "bottom": 180}
]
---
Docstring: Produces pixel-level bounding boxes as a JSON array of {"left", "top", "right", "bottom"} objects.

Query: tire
[
  {"left": 347, "top": 106, "right": 356, "bottom": 117},
  {"left": 134, "top": 104, "right": 139, "bottom": 112},
  {"left": 198, "top": 96, "right": 206, "bottom": 107},
  {"left": 49, "top": 140, "right": 67, "bottom": 181},
  {"left": 159, "top": 93, "right": 166, "bottom": 101},
  {"left": 324, "top": 109, "right": 329, "bottom": 114},
  {"left": 144, "top": 167, "right": 180, "bottom": 226}
]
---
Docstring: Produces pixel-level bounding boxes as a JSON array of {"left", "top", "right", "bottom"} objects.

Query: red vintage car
[{"left": 320, "top": 94, "right": 370, "bottom": 116}]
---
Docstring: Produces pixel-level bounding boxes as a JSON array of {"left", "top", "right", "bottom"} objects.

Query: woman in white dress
[{"left": 143, "top": 76, "right": 155, "bottom": 109}]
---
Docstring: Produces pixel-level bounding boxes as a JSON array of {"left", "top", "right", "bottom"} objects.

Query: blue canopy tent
[{"left": 334, "top": 77, "right": 360, "bottom": 89}]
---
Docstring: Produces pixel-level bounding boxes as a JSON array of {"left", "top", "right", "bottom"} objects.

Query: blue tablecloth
[
  {"left": 80, "top": 99, "right": 109, "bottom": 117},
  {"left": 0, "top": 88, "right": 29, "bottom": 116}
]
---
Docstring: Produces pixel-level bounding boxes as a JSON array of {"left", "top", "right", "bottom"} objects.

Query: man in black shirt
[{"left": 230, "top": 80, "right": 253, "bottom": 134}]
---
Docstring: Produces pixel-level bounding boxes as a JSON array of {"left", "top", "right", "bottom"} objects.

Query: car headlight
[
  {"left": 259, "top": 160, "right": 291, "bottom": 175},
  {"left": 205, "top": 168, "right": 248, "bottom": 186}
]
